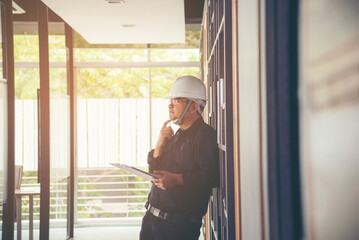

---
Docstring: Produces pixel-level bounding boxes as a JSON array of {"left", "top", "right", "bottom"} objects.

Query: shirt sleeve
[
  {"left": 181, "top": 127, "right": 219, "bottom": 189},
  {"left": 147, "top": 149, "right": 163, "bottom": 173}
]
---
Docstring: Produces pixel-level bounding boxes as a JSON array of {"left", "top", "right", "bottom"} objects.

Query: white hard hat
[{"left": 169, "top": 76, "right": 206, "bottom": 100}]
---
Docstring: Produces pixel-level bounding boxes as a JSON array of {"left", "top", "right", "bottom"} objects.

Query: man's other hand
[{"left": 152, "top": 170, "right": 183, "bottom": 190}]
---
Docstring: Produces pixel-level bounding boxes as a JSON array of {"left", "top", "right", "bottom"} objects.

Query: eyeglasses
[{"left": 169, "top": 98, "right": 188, "bottom": 105}]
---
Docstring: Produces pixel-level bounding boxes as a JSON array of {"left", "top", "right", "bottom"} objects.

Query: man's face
[{"left": 168, "top": 98, "right": 189, "bottom": 120}]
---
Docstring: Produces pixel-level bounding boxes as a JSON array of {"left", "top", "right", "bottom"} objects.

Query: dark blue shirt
[{"left": 147, "top": 117, "right": 219, "bottom": 217}]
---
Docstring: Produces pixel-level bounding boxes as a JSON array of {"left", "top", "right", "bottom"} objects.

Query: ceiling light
[
  {"left": 105, "top": 0, "right": 126, "bottom": 4},
  {"left": 122, "top": 24, "right": 136, "bottom": 28}
]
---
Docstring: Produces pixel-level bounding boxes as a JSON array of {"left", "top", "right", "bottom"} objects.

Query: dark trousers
[{"left": 139, "top": 211, "right": 202, "bottom": 240}]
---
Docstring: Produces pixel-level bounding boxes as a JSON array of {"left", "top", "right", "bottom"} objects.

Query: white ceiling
[{"left": 40, "top": 0, "right": 185, "bottom": 44}]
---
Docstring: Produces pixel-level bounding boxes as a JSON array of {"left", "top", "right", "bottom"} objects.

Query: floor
[
  {"left": 16, "top": 226, "right": 205, "bottom": 240},
  {"left": 16, "top": 226, "right": 140, "bottom": 240}
]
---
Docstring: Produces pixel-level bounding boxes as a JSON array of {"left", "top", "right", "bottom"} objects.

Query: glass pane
[
  {"left": 49, "top": 33, "right": 69, "bottom": 240},
  {"left": 73, "top": 31, "right": 200, "bottom": 49},
  {"left": 14, "top": 35, "right": 39, "bottom": 62},
  {"left": 13, "top": 34, "right": 70, "bottom": 237},
  {"left": 75, "top": 49, "right": 147, "bottom": 62},
  {"left": 14, "top": 65, "right": 41, "bottom": 231},
  {"left": 151, "top": 49, "right": 200, "bottom": 62},
  {"left": 77, "top": 68, "right": 149, "bottom": 98},
  {"left": 14, "top": 34, "right": 66, "bottom": 62},
  {"left": 76, "top": 68, "right": 150, "bottom": 222},
  {"left": 150, "top": 67, "right": 200, "bottom": 148},
  {"left": 151, "top": 67, "right": 200, "bottom": 98},
  {"left": 49, "top": 35, "right": 66, "bottom": 62},
  {"left": 15, "top": 68, "right": 39, "bottom": 99},
  {"left": 74, "top": 31, "right": 147, "bottom": 49},
  {"left": 14, "top": 68, "right": 39, "bottom": 169},
  {"left": 151, "top": 31, "right": 201, "bottom": 49}
]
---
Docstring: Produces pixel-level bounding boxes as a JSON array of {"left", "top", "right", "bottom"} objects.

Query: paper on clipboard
[{"left": 109, "top": 163, "right": 161, "bottom": 181}]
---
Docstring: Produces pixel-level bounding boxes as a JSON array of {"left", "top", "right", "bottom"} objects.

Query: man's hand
[
  {"left": 152, "top": 170, "right": 184, "bottom": 190},
  {"left": 153, "top": 120, "right": 174, "bottom": 158}
]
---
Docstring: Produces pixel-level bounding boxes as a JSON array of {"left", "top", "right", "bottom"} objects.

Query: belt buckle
[{"left": 152, "top": 207, "right": 160, "bottom": 217}]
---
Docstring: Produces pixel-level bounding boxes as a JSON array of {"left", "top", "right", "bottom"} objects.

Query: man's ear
[{"left": 189, "top": 102, "right": 199, "bottom": 114}]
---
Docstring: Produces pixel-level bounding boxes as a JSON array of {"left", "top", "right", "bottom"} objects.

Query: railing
[{"left": 19, "top": 168, "right": 151, "bottom": 221}]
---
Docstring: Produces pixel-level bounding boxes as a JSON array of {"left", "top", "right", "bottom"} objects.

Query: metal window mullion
[
  {"left": 73, "top": 66, "right": 79, "bottom": 224},
  {"left": 65, "top": 23, "right": 75, "bottom": 238},
  {"left": 148, "top": 45, "right": 152, "bottom": 150}
]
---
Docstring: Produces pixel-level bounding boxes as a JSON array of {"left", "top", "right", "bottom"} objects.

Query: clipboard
[{"left": 109, "top": 163, "right": 161, "bottom": 181}]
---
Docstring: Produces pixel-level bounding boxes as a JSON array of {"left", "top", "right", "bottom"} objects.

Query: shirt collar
[{"left": 176, "top": 117, "right": 204, "bottom": 135}]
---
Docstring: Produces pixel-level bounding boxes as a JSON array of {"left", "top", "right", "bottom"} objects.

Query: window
[{"left": 14, "top": 30, "right": 201, "bottom": 225}]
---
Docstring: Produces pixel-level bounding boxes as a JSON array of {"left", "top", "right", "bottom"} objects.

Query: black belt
[
  {"left": 145, "top": 202, "right": 170, "bottom": 221},
  {"left": 145, "top": 202, "right": 201, "bottom": 225}
]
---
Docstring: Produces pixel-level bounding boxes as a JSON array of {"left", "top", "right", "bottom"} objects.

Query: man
[{"left": 140, "top": 76, "right": 219, "bottom": 240}]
